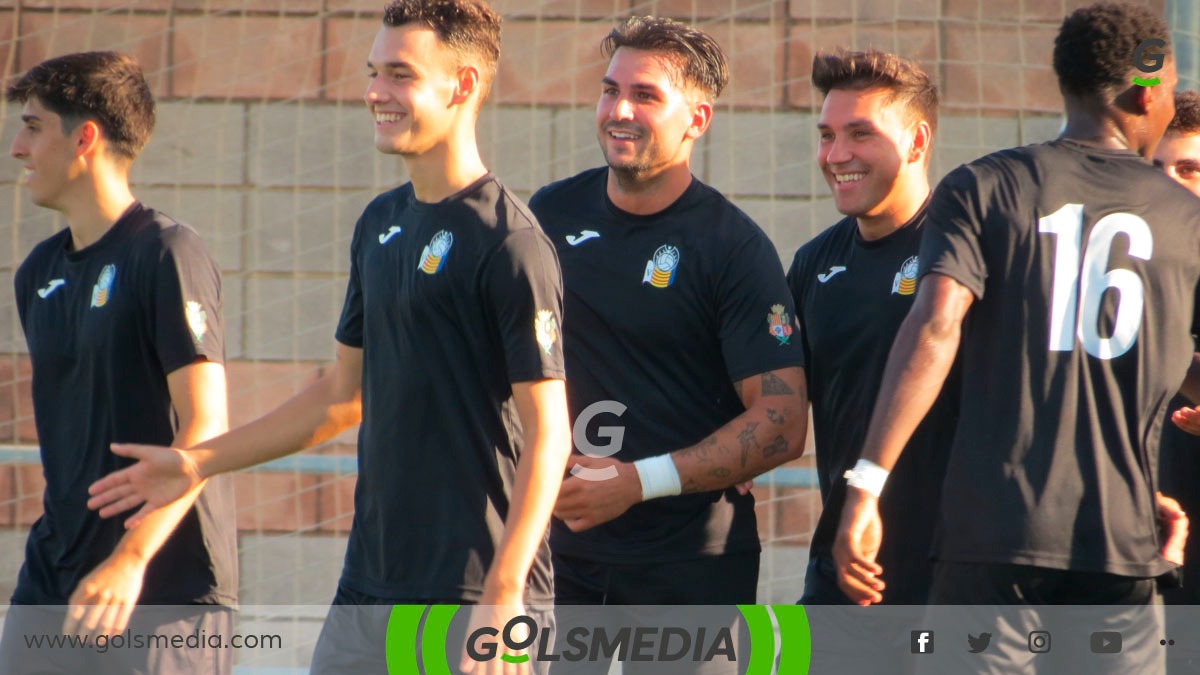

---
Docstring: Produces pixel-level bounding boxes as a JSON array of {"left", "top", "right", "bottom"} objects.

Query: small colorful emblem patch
[
  {"left": 535, "top": 309, "right": 558, "bottom": 355},
  {"left": 892, "top": 256, "right": 919, "bottom": 296},
  {"left": 642, "top": 245, "right": 680, "bottom": 288},
  {"left": 768, "top": 304, "right": 793, "bottom": 345},
  {"left": 91, "top": 264, "right": 116, "bottom": 308},
  {"left": 186, "top": 301, "right": 208, "bottom": 342},
  {"left": 420, "top": 230, "right": 454, "bottom": 275}
]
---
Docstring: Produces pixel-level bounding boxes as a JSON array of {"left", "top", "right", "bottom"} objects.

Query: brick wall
[{"left": 0, "top": 0, "right": 1169, "bottom": 565}]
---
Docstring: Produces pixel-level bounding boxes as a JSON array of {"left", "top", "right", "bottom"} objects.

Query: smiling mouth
[
  {"left": 834, "top": 172, "right": 866, "bottom": 183},
  {"left": 373, "top": 112, "right": 405, "bottom": 124}
]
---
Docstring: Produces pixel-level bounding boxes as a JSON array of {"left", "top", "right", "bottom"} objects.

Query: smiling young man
[
  {"left": 528, "top": 17, "right": 807, "bottom": 620},
  {"left": 0, "top": 52, "right": 237, "bottom": 675},
  {"left": 787, "top": 49, "right": 957, "bottom": 607},
  {"left": 85, "top": 1, "right": 571, "bottom": 673}
]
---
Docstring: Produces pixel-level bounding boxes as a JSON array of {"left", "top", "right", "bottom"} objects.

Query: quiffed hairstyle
[
  {"left": 1168, "top": 90, "right": 1200, "bottom": 135},
  {"left": 6, "top": 51, "right": 155, "bottom": 161},
  {"left": 382, "top": 0, "right": 501, "bottom": 102},
  {"left": 811, "top": 49, "right": 939, "bottom": 132},
  {"left": 601, "top": 16, "right": 729, "bottom": 101},
  {"left": 1053, "top": 1, "right": 1170, "bottom": 98}
]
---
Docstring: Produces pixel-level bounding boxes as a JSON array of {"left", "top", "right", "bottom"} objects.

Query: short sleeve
[
  {"left": 335, "top": 216, "right": 366, "bottom": 348},
  {"left": 14, "top": 259, "right": 30, "bottom": 333},
  {"left": 919, "top": 166, "right": 989, "bottom": 299},
  {"left": 717, "top": 229, "right": 805, "bottom": 382},
  {"left": 481, "top": 227, "right": 565, "bottom": 383},
  {"left": 148, "top": 226, "right": 225, "bottom": 374},
  {"left": 784, "top": 249, "right": 809, "bottom": 371}
]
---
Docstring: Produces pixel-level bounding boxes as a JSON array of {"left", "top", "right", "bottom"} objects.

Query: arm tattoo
[
  {"left": 766, "top": 408, "right": 785, "bottom": 425},
  {"left": 760, "top": 372, "right": 795, "bottom": 396},
  {"left": 680, "top": 435, "right": 718, "bottom": 464},
  {"left": 762, "top": 435, "right": 789, "bottom": 459},
  {"left": 708, "top": 467, "right": 733, "bottom": 480},
  {"left": 737, "top": 422, "right": 760, "bottom": 468}
]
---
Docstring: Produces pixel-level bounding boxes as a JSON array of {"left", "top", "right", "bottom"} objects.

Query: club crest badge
[
  {"left": 642, "top": 245, "right": 680, "bottom": 288},
  {"left": 90, "top": 264, "right": 116, "bottom": 308},
  {"left": 892, "top": 256, "right": 919, "bottom": 296},
  {"left": 186, "top": 301, "right": 208, "bottom": 342},
  {"left": 420, "top": 230, "right": 454, "bottom": 275},
  {"left": 535, "top": 309, "right": 558, "bottom": 355},
  {"left": 767, "top": 304, "right": 793, "bottom": 345}
]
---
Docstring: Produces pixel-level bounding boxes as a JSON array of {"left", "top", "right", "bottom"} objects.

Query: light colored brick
[
  {"left": 709, "top": 23, "right": 786, "bottom": 108},
  {"left": 705, "top": 110, "right": 818, "bottom": 198},
  {"left": 494, "top": 20, "right": 610, "bottom": 107},
  {"left": 1021, "top": 66, "right": 1063, "bottom": 113},
  {"left": 1019, "top": 115, "right": 1064, "bottom": 145},
  {"left": 734, "top": 196, "right": 840, "bottom": 264},
  {"left": 943, "top": 22, "right": 1021, "bottom": 65},
  {"left": 786, "top": 22, "right": 939, "bottom": 110},
  {"left": 233, "top": 472, "right": 319, "bottom": 532},
  {"left": 637, "top": 0, "right": 782, "bottom": 21},
  {"left": 237, "top": 534, "right": 345, "bottom": 604},
  {"left": 20, "top": 0, "right": 165, "bottom": 9},
  {"left": 325, "top": 0, "right": 386, "bottom": 13},
  {"left": 247, "top": 102, "right": 405, "bottom": 190},
  {"left": 133, "top": 101, "right": 248, "bottom": 186},
  {"left": 135, "top": 187, "right": 245, "bottom": 272},
  {"left": 247, "top": 189, "right": 369, "bottom": 274},
  {"left": 173, "top": 0, "right": 321, "bottom": 11},
  {"left": 789, "top": 0, "right": 853, "bottom": 20},
  {"left": 316, "top": 472, "right": 356, "bottom": 534},
  {"left": 171, "top": 16, "right": 322, "bottom": 100},
  {"left": 1017, "top": 0, "right": 1155, "bottom": 24},
  {"left": 494, "top": 0, "right": 627, "bottom": 19},
  {"left": 551, "top": 106, "right": 605, "bottom": 183},
  {"left": 18, "top": 12, "right": 168, "bottom": 96},
  {"left": 323, "top": 17, "right": 382, "bottom": 103},
  {"left": 937, "top": 114, "right": 1019, "bottom": 150},
  {"left": 243, "top": 276, "right": 345, "bottom": 361},
  {"left": 225, "top": 360, "right": 328, "bottom": 428},
  {"left": 14, "top": 463, "right": 44, "bottom": 527},
  {"left": 942, "top": 61, "right": 1026, "bottom": 112},
  {"left": 942, "top": 0, "right": 1012, "bottom": 22},
  {"left": 478, "top": 107, "right": 555, "bottom": 194},
  {"left": 222, "top": 273, "right": 245, "bottom": 360}
]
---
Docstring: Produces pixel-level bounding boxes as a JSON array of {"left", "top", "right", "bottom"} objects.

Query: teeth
[
  {"left": 375, "top": 112, "right": 403, "bottom": 123},
  {"left": 610, "top": 132, "right": 638, "bottom": 140},
  {"left": 835, "top": 172, "right": 866, "bottom": 183}
]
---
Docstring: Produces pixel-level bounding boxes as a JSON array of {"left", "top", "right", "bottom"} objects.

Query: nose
[
  {"left": 364, "top": 76, "right": 386, "bottom": 106},
  {"left": 610, "top": 96, "right": 634, "bottom": 122},
  {"left": 824, "top": 134, "right": 853, "bottom": 166},
  {"left": 10, "top": 133, "right": 26, "bottom": 160}
]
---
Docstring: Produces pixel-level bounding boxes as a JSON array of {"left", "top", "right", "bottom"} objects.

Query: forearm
[
  {"left": 672, "top": 402, "right": 806, "bottom": 494},
  {"left": 190, "top": 373, "right": 361, "bottom": 479},
  {"left": 1178, "top": 353, "right": 1200, "bottom": 404},
  {"left": 485, "top": 411, "right": 571, "bottom": 595}
]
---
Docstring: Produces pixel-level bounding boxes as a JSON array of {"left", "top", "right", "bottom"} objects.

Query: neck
[
  {"left": 606, "top": 162, "right": 693, "bottom": 215},
  {"left": 403, "top": 125, "right": 488, "bottom": 204},
  {"left": 63, "top": 171, "right": 136, "bottom": 251},
  {"left": 855, "top": 173, "right": 930, "bottom": 242},
  {"left": 1059, "top": 97, "right": 1143, "bottom": 157}
]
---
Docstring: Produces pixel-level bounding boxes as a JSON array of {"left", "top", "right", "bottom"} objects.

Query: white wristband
[
  {"left": 843, "top": 458, "right": 889, "bottom": 498},
  {"left": 633, "top": 455, "right": 682, "bottom": 501}
]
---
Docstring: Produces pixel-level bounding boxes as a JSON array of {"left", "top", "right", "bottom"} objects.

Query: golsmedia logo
[
  {"left": 467, "top": 615, "right": 736, "bottom": 664},
  {"left": 384, "top": 604, "right": 812, "bottom": 674}
]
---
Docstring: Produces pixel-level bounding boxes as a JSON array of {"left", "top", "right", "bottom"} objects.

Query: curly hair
[
  {"left": 383, "top": 0, "right": 501, "bottom": 101},
  {"left": 1053, "top": 1, "right": 1171, "bottom": 98},
  {"left": 1168, "top": 90, "right": 1200, "bottom": 136},
  {"left": 811, "top": 49, "right": 938, "bottom": 132},
  {"left": 601, "top": 16, "right": 729, "bottom": 101},
  {"left": 6, "top": 51, "right": 155, "bottom": 161}
]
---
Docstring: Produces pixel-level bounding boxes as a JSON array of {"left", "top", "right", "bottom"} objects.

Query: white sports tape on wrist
[
  {"left": 844, "top": 458, "right": 889, "bottom": 498},
  {"left": 633, "top": 455, "right": 682, "bottom": 500}
]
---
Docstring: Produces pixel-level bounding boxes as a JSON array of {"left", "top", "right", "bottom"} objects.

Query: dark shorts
[
  {"left": 0, "top": 604, "right": 233, "bottom": 675},
  {"left": 309, "top": 584, "right": 554, "bottom": 675}
]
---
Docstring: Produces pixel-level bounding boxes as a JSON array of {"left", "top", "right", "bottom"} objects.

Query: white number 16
[{"left": 1039, "top": 203, "right": 1153, "bottom": 360}]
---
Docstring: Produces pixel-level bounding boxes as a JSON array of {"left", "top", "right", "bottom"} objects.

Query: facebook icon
[{"left": 911, "top": 631, "right": 935, "bottom": 654}]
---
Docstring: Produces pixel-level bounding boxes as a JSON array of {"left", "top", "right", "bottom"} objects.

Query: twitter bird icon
[{"left": 967, "top": 633, "right": 992, "bottom": 653}]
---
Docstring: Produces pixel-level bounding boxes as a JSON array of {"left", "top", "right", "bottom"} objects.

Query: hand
[
  {"left": 87, "top": 443, "right": 203, "bottom": 528},
  {"left": 1157, "top": 491, "right": 1189, "bottom": 566},
  {"left": 64, "top": 552, "right": 146, "bottom": 637},
  {"left": 832, "top": 487, "right": 885, "bottom": 605},
  {"left": 460, "top": 590, "right": 529, "bottom": 675},
  {"left": 1172, "top": 405, "right": 1200, "bottom": 435},
  {"left": 553, "top": 455, "right": 642, "bottom": 532},
  {"left": 735, "top": 480, "right": 754, "bottom": 495}
]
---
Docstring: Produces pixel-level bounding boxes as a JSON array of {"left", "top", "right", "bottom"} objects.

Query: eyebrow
[
  {"left": 816, "top": 119, "right": 876, "bottom": 130},
  {"left": 601, "top": 77, "right": 664, "bottom": 94},
  {"left": 367, "top": 60, "right": 414, "bottom": 71},
  {"left": 20, "top": 114, "right": 39, "bottom": 124}
]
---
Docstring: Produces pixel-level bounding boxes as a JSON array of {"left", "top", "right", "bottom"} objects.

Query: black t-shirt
[
  {"left": 12, "top": 202, "right": 237, "bottom": 606},
  {"left": 787, "top": 206, "right": 958, "bottom": 603},
  {"left": 529, "top": 168, "right": 803, "bottom": 564},
  {"left": 921, "top": 139, "right": 1200, "bottom": 577},
  {"left": 334, "top": 175, "right": 563, "bottom": 602}
]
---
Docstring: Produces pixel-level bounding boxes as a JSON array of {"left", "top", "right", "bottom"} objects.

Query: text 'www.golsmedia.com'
[{"left": 23, "top": 630, "right": 282, "bottom": 653}]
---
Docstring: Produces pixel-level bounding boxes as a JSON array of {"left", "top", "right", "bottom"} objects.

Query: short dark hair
[
  {"left": 601, "top": 16, "right": 728, "bottom": 101},
  {"left": 1053, "top": 1, "right": 1170, "bottom": 99},
  {"left": 6, "top": 51, "right": 155, "bottom": 161},
  {"left": 382, "top": 0, "right": 501, "bottom": 102},
  {"left": 1168, "top": 90, "right": 1200, "bottom": 136},
  {"left": 811, "top": 49, "right": 939, "bottom": 132}
]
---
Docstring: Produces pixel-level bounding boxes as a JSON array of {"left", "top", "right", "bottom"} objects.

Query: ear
[
  {"left": 452, "top": 65, "right": 481, "bottom": 106},
  {"left": 74, "top": 120, "right": 101, "bottom": 158},
  {"left": 906, "top": 119, "right": 933, "bottom": 164},
  {"left": 685, "top": 100, "right": 714, "bottom": 140}
]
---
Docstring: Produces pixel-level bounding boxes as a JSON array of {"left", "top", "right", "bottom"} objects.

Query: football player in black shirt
[
  {"left": 833, "top": 0, "right": 1197, "bottom": 621},
  {"left": 530, "top": 16, "right": 807, "bottom": 614},
  {"left": 788, "top": 49, "right": 956, "bottom": 606},
  {"left": 86, "top": 2, "right": 571, "bottom": 673},
  {"left": 0, "top": 52, "right": 238, "bottom": 674}
]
